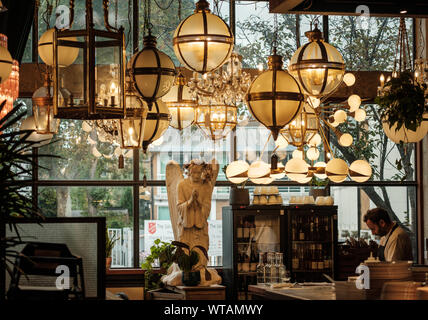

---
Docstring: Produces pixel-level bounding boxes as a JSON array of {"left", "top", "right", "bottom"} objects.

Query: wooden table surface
[{"left": 248, "top": 284, "right": 336, "bottom": 300}]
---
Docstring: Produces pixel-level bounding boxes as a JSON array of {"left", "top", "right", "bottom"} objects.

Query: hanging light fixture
[
  {"left": 129, "top": 33, "right": 177, "bottom": 109},
  {"left": 32, "top": 72, "right": 60, "bottom": 134},
  {"left": 0, "top": 33, "right": 12, "bottom": 85},
  {"left": 52, "top": 0, "right": 126, "bottom": 120},
  {"left": 194, "top": 100, "right": 237, "bottom": 140},
  {"left": 0, "top": 35, "right": 19, "bottom": 119},
  {"left": 173, "top": 0, "right": 234, "bottom": 74},
  {"left": 162, "top": 72, "right": 196, "bottom": 130},
  {"left": 281, "top": 103, "right": 318, "bottom": 148},
  {"left": 119, "top": 79, "right": 148, "bottom": 149},
  {"left": 289, "top": 23, "right": 345, "bottom": 99},
  {"left": 226, "top": 160, "right": 249, "bottom": 184},
  {"left": 38, "top": 28, "right": 79, "bottom": 68},
  {"left": 142, "top": 99, "right": 171, "bottom": 152}
]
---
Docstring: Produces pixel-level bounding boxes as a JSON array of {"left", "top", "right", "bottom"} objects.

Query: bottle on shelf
[
  {"left": 317, "top": 244, "right": 324, "bottom": 270},
  {"left": 298, "top": 217, "right": 305, "bottom": 241},
  {"left": 264, "top": 252, "right": 274, "bottom": 285},
  {"left": 243, "top": 217, "right": 250, "bottom": 242},
  {"left": 311, "top": 244, "right": 317, "bottom": 270},
  {"left": 276, "top": 252, "right": 289, "bottom": 283},
  {"left": 271, "top": 253, "right": 279, "bottom": 284},
  {"left": 292, "top": 217, "right": 297, "bottom": 241},
  {"left": 256, "top": 252, "right": 265, "bottom": 285},
  {"left": 292, "top": 243, "right": 299, "bottom": 270},
  {"left": 309, "top": 217, "right": 314, "bottom": 241}
]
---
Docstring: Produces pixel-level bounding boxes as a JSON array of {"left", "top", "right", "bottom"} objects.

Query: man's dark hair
[{"left": 363, "top": 208, "right": 392, "bottom": 225}]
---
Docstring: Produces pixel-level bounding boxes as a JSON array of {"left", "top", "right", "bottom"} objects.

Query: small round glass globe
[
  {"left": 307, "top": 147, "right": 320, "bottom": 161},
  {"left": 339, "top": 133, "right": 353, "bottom": 147},
  {"left": 226, "top": 160, "right": 249, "bottom": 184},
  {"left": 275, "top": 135, "right": 289, "bottom": 149},
  {"left": 334, "top": 110, "right": 347, "bottom": 124},
  {"left": 292, "top": 149, "right": 304, "bottom": 159},
  {"left": 353, "top": 108, "right": 366, "bottom": 122},
  {"left": 285, "top": 158, "right": 309, "bottom": 181},
  {"left": 348, "top": 94, "right": 361, "bottom": 112},
  {"left": 349, "top": 159, "right": 372, "bottom": 183},
  {"left": 343, "top": 73, "right": 356, "bottom": 87},
  {"left": 326, "top": 158, "right": 349, "bottom": 183},
  {"left": 308, "top": 133, "right": 322, "bottom": 147}
]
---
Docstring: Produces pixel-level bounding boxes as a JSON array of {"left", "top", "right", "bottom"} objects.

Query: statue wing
[{"left": 166, "top": 160, "right": 184, "bottom": 240}]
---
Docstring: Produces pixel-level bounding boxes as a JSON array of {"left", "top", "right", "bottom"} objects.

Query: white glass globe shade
[
  {"left": 348, "top": 94, "right": 361, "bottom": 112},
  {"left": 308, "top": 133, "right": 322, "bottom": 147},
  {"left": 330, "top": 120, "right": 340, "bottom": 127},
  {"left": 326, "top": 158, "right": 349, "bottom": 183},
  {"left": 20, "top": 116, "right": 53, "bottom": 147},
  {"left": 354, "top": 108, "right": 366, "bottom": 122},
  {"left": 349, "top": 159, "right": 372, "bottom": 183},
  {"left": 339, "top": 133, "right": 353, "bottom": 147},
  {"left": 314, "top": 161, "right": 327, "bottom": 179},
  {"left": 296, "top": 175, "right": 313, "bottom": 184},
  {"left": 307, "top": 147, "right": 320, "bottom": 161},
  {"left": 275, "top": 135, "right": 289, "bottom": 149},
  {"left": 248, "top": 160, "right": 270, "bottom": 181},
  {"left": 38, "top": 28, "right": 79, "bottom": 67},
  {"left": 292, "top": 149, "right": 304, "bottom": 159},
  {"left": 226, "top": 160, "right": 249, "bottom": 184},
  {"left": 143, "top": 100, "right": 171, "bottom": 151},
  {"left": 382, "top": 120, "right": 428, "bottom": 143},
  {"left": 343, "top": 73, "right": 356, "bottom": 87},
  {"left": 308, "top": 96, "right": 320, "bottom": 109},
  {"left": 334, "top": 110, "right": 347, "bottom": 124},
  {"left": 285, "top": 158, "right": 309, "bottom": 181}
]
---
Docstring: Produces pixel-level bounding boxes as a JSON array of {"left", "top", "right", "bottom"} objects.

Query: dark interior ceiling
[{"left": 251, "top": 0, "right": 428, "bottom": 17}]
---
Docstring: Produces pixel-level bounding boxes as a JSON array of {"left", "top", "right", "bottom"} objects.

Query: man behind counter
[{"left": 363, "top": 208, "right": 413, "bottom": 262}]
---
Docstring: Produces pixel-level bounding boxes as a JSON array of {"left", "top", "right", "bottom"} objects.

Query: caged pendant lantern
[
  {"left": 162, "top": 72, "right": 196, "bottom": 130},
  {"left": 52, "top": 0, "right": 126, "bottom": 120},
  {"left": 173, "top": 0, "right": 234, "bottom": 74},
  {"left": 289, "top": 24, "right": 345, "bottom": 99}
]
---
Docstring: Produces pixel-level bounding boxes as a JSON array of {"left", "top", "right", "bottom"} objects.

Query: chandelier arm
[
  {"left": 103, "top": 0, "right": 120, "bottom": 32},
  {"left": 315, "top": 115, "right": 334, "bottom": 157}
]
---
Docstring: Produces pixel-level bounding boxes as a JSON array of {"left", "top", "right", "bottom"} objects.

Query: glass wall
[{"left": 19, "top": 0, "right": 421, "bottom": 268}]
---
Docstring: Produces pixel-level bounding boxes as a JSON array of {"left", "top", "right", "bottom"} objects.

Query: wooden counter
[{"left": 248, "top": 284, "right": 336, "bottom": 300}]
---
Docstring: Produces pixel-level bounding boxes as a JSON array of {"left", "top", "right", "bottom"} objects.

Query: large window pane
[
  {"left": 333, "top": 185, "right": 417, "bottom": 261},
  {"left": 140, "top": 125, "right": 231, "bottom": 181},
  {"left": 38, "top": 186, "right": 134, "bottom": 267},
  {"left": 329, "top": 16, "right": 413, "bottom": 71},
  {"left": 139, "top": 186, "right": 228, "bottom": 267}
]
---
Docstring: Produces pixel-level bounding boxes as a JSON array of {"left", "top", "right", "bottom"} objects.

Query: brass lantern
[
  {"left": 245, "top": 52, "right": 304, "bottom": 141},
  {"left": 142, "top": 99, "right": 171, "bottom": 153},
  {"left": 194, "top": 102, "right": 237, "bottom": 141},
  {"left": 129, "top": 34, "right": 177, "bottom": 109},
  {"left": 173, "top": 0, "right": 234, "bottom": 74},
  {"left": 161, "top": 72, "right": 196, "bottom": 130},
  {"left": 281, "top": 104, "right": 319, "bottom": 147},
  {"left": 32, "top": 72, "right": 60, "bottom": 134},
  {"left": 289, "top": 25, "right": 345, "bottom": 98},
  {"left": 53, "top": 0, "right": 126, "bottom": 120},
  {"left": 119, "top": 79, "right": 148, "bottom": 149}
]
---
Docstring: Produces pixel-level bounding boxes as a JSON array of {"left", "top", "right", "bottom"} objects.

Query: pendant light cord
[
  {"left": 272, "top": 13, "right": 278, "bottom": 55},
  {"left": 143, "top": 0, "right": 153, "bottom": 36}
]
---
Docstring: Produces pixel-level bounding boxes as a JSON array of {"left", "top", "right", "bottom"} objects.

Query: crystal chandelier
[{"left": 188, "top": 52, "right": 252, "bottom": 106}]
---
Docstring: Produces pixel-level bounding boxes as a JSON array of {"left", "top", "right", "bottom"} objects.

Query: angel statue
[{"left": 162, "top": 159, "right": 222, "bottom": 286}]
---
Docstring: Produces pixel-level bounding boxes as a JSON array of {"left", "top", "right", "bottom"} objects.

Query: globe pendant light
[
  {"left": 52, "top": 0, "right": 126, "bottom": 120},
  {"left": 143, "top": 99, "right": 171, "bottom": 153},
  {"left": 349, "top": 160, "right": 372, "bottom": 183},
  {"left": 38, "top": 28, "right": 79, "bottom": 67},
  {"left": 281, "top": 103, "right": 318, "bottom": 147},
  {"left": 119, "top": 79, "right": 148, "bottom": 149},
  {"left": 245, "top": 49, "right": 304, "bottom": 141},
  {"left": 226, "top": 160, "right": 249, "bottom": 184},
  {"left": 289, "top": 25, "right": 345, "bottom": 98},
  {"left": 162, "top": 72, "right": 196, "bottom": 130},
  {"left": 32, "top": 72, "right": 61, "bottom": 134},
  {"left": 326, "top": 158, "right": 348, "bottom": 183},
  {"left": 173, "top": 0, "right": 234, "bottom": 74},
  {"left": 130, "top": 33, "right": 177, "bottom": 110}
]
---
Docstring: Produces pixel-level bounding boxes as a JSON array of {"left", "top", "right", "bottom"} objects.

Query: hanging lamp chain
[
  {"left": 272, "top": 13, "right": 278, "bottom": 55},
  {"left": 143, "top": 0, "right": 154, "bottom": 36},
  {"left": 103, "top": 0, "right": 121, "bottom": 32},
  {"left": 393, "top": 18, "right": 413, "bottom": 75}
]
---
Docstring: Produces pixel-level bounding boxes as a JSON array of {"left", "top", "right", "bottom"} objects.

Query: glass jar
[{"left": 256, "top": 252, "right": 265, "bottom": 285}]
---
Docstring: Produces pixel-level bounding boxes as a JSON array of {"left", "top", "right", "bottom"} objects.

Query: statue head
[{"left": 184, "top": 159, "right": 212, "bottom": 183}]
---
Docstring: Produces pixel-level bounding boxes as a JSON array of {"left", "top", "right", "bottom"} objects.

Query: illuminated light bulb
[
  {"left": 386, "top": 76, "right": 391, "bottom": 82},
  {"left": 308, "top": 133, "right": 322, "bottom": 147},
  {"left": 275, "top": 135, "right": 289, "bottom": 149},
  {"left": 326, "top": 152, "right": 331, "bottom": 160},
  {"left": 392, "top": 71, "right": 398, "bottom": 78},
  {"left": 257, "top": 63, "right": 263, "bottom": 72},
  {"left": 334, "top": 110, "right": 347, "bottom": 124},
  {"left": 307, "top": 96, "right": 321, "bottom": 109},
  {"left": 380, "top": 74, "right": 385, "bottom": 87},
  {"left": 292, "top": 149, "right": 303, "bottom": 159},
  {"left": 348, "top": 94, "right": 361, "bottom": 112},
  {"left": 307, "top": 147, "right": 320, "bottom": 161},
  {"left": 343, "top": 73, "right": 356, "bottom": 87},
  {"left": 339, "top": 133, "right": 353, "bottom": 147},
  {"left": 354, "top": 108, "right": 366, "bottom": 122}
]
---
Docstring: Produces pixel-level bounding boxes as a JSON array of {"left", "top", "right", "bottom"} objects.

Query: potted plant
[
  {"left": 375, "top": 70, "right": 428, "bottom": 142},
  {"left": 171, "top": 241, "right": 211, "bottom": 286},
  {"left": 309, "top": 176, "right": 329, "bottom": 199},
  {"left": 0, "top": 101, "right": 58, "bottom": 299},
  {"left": 105, "top": 230, "right": 118, "bottom": 270},
  {"left": 141, "top": 239, "right": 176, "bottom": 291}
]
